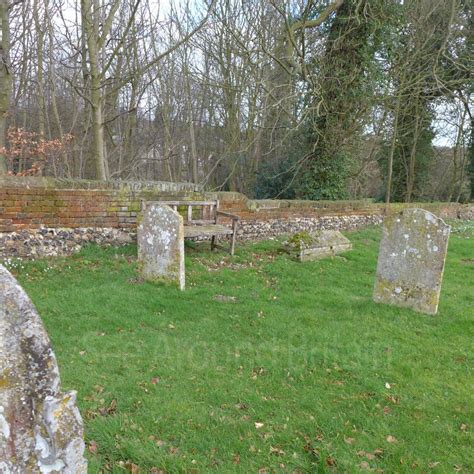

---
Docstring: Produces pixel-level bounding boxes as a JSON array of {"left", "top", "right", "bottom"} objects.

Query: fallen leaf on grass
[
  {"left": 303, "top": 443, "right": 320, "bottom": 458},
  {"left": 150, "top": 377, "right": 161, "bottom": 385},
  {"left": 385, "top": 395, "right": 400, "bottom": 404},
  {"left": 359, "top": 461, "right": 371, "bottom": 470},
  {"left": 255, "top": 422, "right": 264, "bottom": 429},
  {"left": 88, "top": 440, "right": 98, "bottom": 454},
  {"left": 252, "top": 367, "right": 266, "bottom": 378},
  {"left": 459, "top": 423, "right": 468, "bottom": 432},
  {"left": 344, "top": 437, "right": 355, "bottom": 445},
  {"left": 428, "top": 461, "right": 441, "bottom": 468},
  {"left": 148, "top": 436, "right": 166, "bottom": 447},
  {"left": 270, "top": 446, "right": 285, "bottom": 456},
  {"left": 326, "top": 456, "right": 337, "bottom": 466},
  {"left": 98, "top": 398, "right": 117, "bottom": 417},
  {"left": 124, "top": 461, "right": 140, "bottom": 473},
  {"left": 383, "top": 406, "right": 391, "bottom": 415},
  {"left": 232, "top": 454, "right": 240, "bottom": 464},
  {"left": 386, "top": 435, "right": 398, "bottom": 443}
]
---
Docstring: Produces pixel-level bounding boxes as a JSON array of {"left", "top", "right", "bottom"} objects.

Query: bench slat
[
  {"left": 148, "top": 200, "right": 218, "bottom": 206},
  {"left": 188, "top": 219, "right": 215, "bottom": 225},
  {"left": 184, "top": 224, "right": 233, "bottom": 238}
]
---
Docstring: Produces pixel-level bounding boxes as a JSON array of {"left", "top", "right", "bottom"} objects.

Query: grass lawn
[{"left": 4, "top": 225, "right": 473, "bottom": 473}]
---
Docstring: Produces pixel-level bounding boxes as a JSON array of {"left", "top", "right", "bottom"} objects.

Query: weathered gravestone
[
  {"left": 284, "top": 230, "right": 352, "bottom": 261},
  {"left": 0, "top": 265, "right": 87, "bottom": 473},
  {"left": 138, "top": 203, "right": 185, "bottom": 290},
  {"left": 373, "top": 208, "right": 451, "bottom": 315}
]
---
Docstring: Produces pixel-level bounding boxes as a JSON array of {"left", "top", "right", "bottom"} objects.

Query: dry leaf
[
  {"left": 428, "top": 461, "right": 441, "bottom": 468},
  {"left": 386, "top": 395, "right": 400, "bottom": 404},
  {"left": 99, "top": 398, "right": 117, "bottom": 416},
  {"left": 270, "top": 446, "right": 285, "bottom": 456},
  {"left": 125, "top": 462, "right": 139, "bottom": 473},
  {"left": 383, "top": 406, "right": 391, "bottom": 415},
  {"left": 88, "top": 440, "right": 98, "bottom": 454},
  {"left": 150, "top": 377, "right": 161, "bottom": 385},
  {"left": 385, "top": 382, "right": 391, "bottom": 389},
  {"left": 344, "top": 437, "right": 355, "bottom": 445},
  {"left": 326, "top": 456, "right": 336, "bottom": 466},
  {"left": 386, "top": 435, "right": 398, "bottom": 443},
  {"left": 459, "top": 423, "right": 468, "bottom": 432},
  {"left": 232, "top": 454, "right": 240, "bottom": 465},
  {"left": 255, "top": 422, "right": 264, "bottom": 429},
  {"left": 359, "top": 461, "right": 371, "bottom": 470}
]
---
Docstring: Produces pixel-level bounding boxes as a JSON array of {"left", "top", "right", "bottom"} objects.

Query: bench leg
[
  {"left": 230, "top": 233, "right": 236, "bottom": 256},
  {"left": 230, "top": 221, "right": 238, "bottom": 256},
  {"left": 211, "top": 235, "right": 217, "bottom": 251}
]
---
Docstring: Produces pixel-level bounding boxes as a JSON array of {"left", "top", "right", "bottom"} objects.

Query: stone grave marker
[
  {"left": 284, "top": 230, "right": 352, "bottom": 261},
  {"left": 373, "top": 208, "right": 451, "bottom": 315},
  {"left": 138, "top": 203, "right": 185, "bottom": 290},
  {"left": 0, "top": 264, "right": 87, "bottom": 473}
]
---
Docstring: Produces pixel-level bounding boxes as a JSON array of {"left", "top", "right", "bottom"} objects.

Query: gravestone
[
  {"left": 0, "top": 265, "right": 87, "bottom": 473},
  {"left": 284, "top": 230, "right": 352, "bottom": 261},
  {"left": 138, "top": 203, "right": 185, "bottom": 290},
  {"left": 373, "top": 208, "right": 451, "bottom": 315}
]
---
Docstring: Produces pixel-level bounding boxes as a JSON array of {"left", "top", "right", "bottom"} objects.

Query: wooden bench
[{"left": 144, "top": 200, "right": 240, "bottom": 255}]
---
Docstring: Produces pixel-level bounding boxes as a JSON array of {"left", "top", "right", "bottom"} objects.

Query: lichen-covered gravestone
[
  {"left": 138, "top": 203, "right": 185, "bottom": 290},
  {"left": 284, "top": 230, "right": 352, "bottom": 261},
  {"left": 0, "top": 265, "right": 87, "bottom": 473},
  {"left": 373, "top": 208, "right": 451, "bottom": 315}
]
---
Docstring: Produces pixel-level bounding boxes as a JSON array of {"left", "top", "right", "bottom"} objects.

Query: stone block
[
  {"left": 373, "top": 208, "right": 450, "bottom": 315},
  {"left": 284, "top": 230, "right": 352, "bottom": 261},
  {"left": 138, "top": 204, "right": 185, "bottom": 290}
]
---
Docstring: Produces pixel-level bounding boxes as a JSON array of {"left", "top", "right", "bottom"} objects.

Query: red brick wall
[
  {"left": 0, "top": 177, "right": 202, "bottom": 232},
  {"left": 0, "top": 177, "right": 471, "bottom": 233}
]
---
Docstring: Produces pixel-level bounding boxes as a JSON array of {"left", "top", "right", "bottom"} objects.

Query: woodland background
[{"left": 0, "top": 0, "right": 472, "bottom": 202}]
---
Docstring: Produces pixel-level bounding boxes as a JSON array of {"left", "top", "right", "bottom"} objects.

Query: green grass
[{"left": 4, "top": 225, "right": 473, "bottom": 473}]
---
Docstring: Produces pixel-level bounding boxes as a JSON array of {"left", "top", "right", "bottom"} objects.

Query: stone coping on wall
[
  {"left": 0, "top": 176, "right": 202, "bottom": 192},
  {"left": 210, "top": 192, "right": 470, "bottom": 216}
]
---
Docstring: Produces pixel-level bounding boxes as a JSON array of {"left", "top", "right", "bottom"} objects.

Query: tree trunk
[
  {"left": 82, "top": 0, "right": 107, "bottom": 180},
  {"left": 33, "top": 0, "right": 46, "bottom": 137},
  {"left": 0, "top": 0, "right": 11, "bottom": 173}
]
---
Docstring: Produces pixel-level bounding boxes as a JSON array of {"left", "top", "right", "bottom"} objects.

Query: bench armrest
[{"left": 216, "top": 210, "right": 240, "bottom": 221}]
